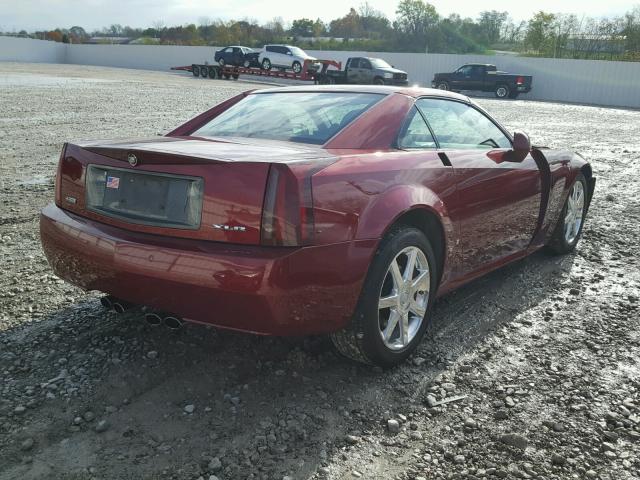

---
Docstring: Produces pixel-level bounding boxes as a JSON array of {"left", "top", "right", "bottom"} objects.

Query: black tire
[
  {"left": 243, "top": 59, "right": 251, "bottom": 68},
  {"left": 261, "top": 58, "right": 271, "bottom": 70},
  {"left": 232, "top": 73, "right": 239, "bottom": 80},
  {"left": 292, "top": 61, "right": 302, "bottom": 74},
  {"left": 495, "top": 84, "right": 510, "bottom": 98},
  {"left": 436, "top": 81, "right": 449, "bottom": 91},
  {"left": 200, "top": 67, "right": 208, "bottom": 78},
  {"left": 208, "top": 66, "right": 217, "bottom": 79},
  {"left": 330, "top": 227, "right": 438, "bottom": 367},
  {"left": 547, "top": 173, "right": 589, "bottom": 254},
  {"left": 192, "top": 65, "right": 200, "bottom": 77},
  {"left": 218, "top": 58, "right": 225, "bottom": 67},
  {"left": 223, "top": 73, "right": 231, "bottom": 80},
  {"left": 373, "top": 77, "right": 385, "bottom": 85}
]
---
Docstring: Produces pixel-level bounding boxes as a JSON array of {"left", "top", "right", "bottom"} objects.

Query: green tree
[
  {"left": 290, "top": 18, "right": 315, "bottom": 37},
  {"left": 394, "top": 0, "right": 439, "bottom": 51},
  {"left": 525, "top": 11, "right": 556, "bottom": 54}
]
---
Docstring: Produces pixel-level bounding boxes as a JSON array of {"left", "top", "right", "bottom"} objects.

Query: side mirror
[{"left": 506, "top": 130, "right": 531, "bottom": 162}]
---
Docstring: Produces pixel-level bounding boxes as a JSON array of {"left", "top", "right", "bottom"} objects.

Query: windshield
[
  {"left": 289, "top": 46, "right": 306, "bottom": 56},
  {"left": 193, "top": 92, "right": 383, "bottom": 145},
  {"left": 370, "top": 58, "right": 392, "bottom": 69}
]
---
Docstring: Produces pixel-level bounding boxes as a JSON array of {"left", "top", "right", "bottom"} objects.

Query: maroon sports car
[{"left": 40, "top": 85, "right": 595, "bottom": 366}]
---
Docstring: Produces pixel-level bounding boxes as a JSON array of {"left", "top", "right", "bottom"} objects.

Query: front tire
[
  {"left": 292, "top": 61, "right": 302, "bottom": 74},
  {"left": 373, "top": 77, "right": 385, "bottom": 85},
  {"left": 436, "top": 81, "right": 449, "bottom": 90},
  {"left": 330, "top": 227, "right": 437, "bottom": 367},
  {"left": 218, "top": 58, "right": 225, "bottom": 67},
  {"left": 261, "top": 58, "right": 271, "bottom": 70},
  {"left": 548, "top": 173, "right": 589, "bottom": 254}
]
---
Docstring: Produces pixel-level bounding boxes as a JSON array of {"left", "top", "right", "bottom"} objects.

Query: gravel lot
[{"left": 0, "top": 62, "right": 639, "bottom": 480}]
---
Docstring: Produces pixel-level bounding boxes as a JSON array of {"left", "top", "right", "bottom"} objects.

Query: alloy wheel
[
  {"left": 378, "top": 246, "right": 430, "bottom": 351},
  {"left": 564, "top": 180, "right": 585, "bottom": 244}
]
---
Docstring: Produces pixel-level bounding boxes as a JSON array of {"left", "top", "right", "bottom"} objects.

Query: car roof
[{"left": 251, "top": 84, "right": 471, "bottom": 102}]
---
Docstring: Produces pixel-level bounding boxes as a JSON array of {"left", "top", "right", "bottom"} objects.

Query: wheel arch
[{"left": 355, "top": 185, "right": 454, "bottom": 287}]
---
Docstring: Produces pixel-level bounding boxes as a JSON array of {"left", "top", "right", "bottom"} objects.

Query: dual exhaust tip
[{"left": 100, "top": 295, "right": 183, "bottom": 329}]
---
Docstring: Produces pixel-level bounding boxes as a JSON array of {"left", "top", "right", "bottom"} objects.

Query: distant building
[
  {"left": 566, "top": 34, "right": 626, "bottom": 54},
  {"left": 87, "top": 36, "right": 131, "bottom": 45}
]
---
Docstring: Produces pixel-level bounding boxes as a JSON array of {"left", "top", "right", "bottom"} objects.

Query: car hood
[
  {"left": 377, "top": 67, "right": 406, "bottom": 75},
  {"left": 76, "top": 136, "right": 334, "bottom": 164}
]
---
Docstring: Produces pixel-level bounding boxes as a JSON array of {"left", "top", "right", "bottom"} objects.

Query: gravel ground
[{"left": 0, "top": 62, "right": 639, "bottom": 480}]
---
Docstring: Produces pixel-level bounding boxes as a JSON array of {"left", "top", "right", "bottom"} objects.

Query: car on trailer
[
  {"left": 214, "top": 46, "right": 260, "bottom": 68},
  {"left": 318, "top": 57, "right": 409, "bottom": 86},
  {"left": 258, "top": 45, "right": 319, "bottom": 73},
  {"left": 41, "top": 85, "right": 595, "bottom": 367}
]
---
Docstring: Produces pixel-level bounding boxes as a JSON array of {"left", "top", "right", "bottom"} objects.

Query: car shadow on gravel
[{"left": 1, "top": 249, "right": 576, "bottom": 479}]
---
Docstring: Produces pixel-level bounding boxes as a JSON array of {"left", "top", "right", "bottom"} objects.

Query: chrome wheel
[
  {"left": 496, "top": 86, "right": 508, "bottom": 97},
  {"left": 564, "top": 180, "right": 585, "bottom": 244},
  {"left": 437, "top": 82, "right": 449, "bottom": 90},
  {"left": 378, "top": 246, "right": 430, "bottom": 351}
]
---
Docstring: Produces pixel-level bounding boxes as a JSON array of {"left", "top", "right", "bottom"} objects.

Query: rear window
[{"left": 193, "top": 92, "right": 383, "bottom": 145}]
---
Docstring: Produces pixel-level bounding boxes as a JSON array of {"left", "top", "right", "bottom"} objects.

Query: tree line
[{"left": 5, "top": 1, "right": 640, "bottom": 61}]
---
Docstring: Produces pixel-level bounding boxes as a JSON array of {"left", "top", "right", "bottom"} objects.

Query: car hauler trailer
[{"left": 171, "top": 59, "right": 342, "bottom": 83}]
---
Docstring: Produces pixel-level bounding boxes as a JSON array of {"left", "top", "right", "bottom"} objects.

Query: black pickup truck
[
  {"left": 432, "top": 64, "right": 532, "bottom": 99},
  {"left": 317, "top": 57, "right": 409, "bottom": 86}
]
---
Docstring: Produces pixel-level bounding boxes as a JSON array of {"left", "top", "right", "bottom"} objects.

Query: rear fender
[{"left": 355, "top": 184, "right": 455, "bottom": 283}]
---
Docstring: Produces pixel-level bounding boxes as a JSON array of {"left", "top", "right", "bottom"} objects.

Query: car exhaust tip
[
  {"left": 144, "top": 312, "right": 163, "bottom": 327},
  {"left": 112, "top": 300, "right": 134, "bottom": 314},
  {"left": 100, "top": 295, "right": 115, "bottom": 310},
  {"left": 164, "top": 316, "right": 183, "bottom": 330}
]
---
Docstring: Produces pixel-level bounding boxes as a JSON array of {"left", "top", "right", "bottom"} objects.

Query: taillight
[
  {"left": 261, "top": 164, "right": 314, "bottom": 246},
  {"left": 516, "top": 76, "right": 524, "bottom": 85},
  {"left": 54, "top": 143, "right": 67, "bottom": 206}
]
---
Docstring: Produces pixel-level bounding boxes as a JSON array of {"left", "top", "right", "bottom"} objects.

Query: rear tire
[
  {"left": 330, "top": 227, "right": 437, "bottom": 367},
  {"left": 547, "top": 173, "right": 589, "bottom": 254},
  {"left": 508, "top": 91, "right": 519, "bottom": 99},
  {"left": 192, "top": 65, "right": 200, "bottom": 77},
  {"left": 495, "top": 84, "right": 510, "bottom": 98},
  {"left": 232, "top": 73, "right": 239, "bottom": 80}
]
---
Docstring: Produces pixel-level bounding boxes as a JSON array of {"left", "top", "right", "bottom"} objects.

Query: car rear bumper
[{"left": 40, "top": 204, "right": 376, "bottom": 336}]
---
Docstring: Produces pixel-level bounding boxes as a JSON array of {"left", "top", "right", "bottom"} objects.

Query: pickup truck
[
  {"left": 432, "top": 64, "right": 532, "bottom": 99},
  {"left": 317, "top": 57, "right": 409, "bottom": 86}
]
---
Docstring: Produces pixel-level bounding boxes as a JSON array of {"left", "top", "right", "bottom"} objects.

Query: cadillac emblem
[{"left": 127, "top": 153, "right": 138, "bottom": 166}]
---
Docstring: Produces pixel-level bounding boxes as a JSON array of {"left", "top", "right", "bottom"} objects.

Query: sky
[{"left": 0, "top": 0, "right": 637, "bottom": 32}]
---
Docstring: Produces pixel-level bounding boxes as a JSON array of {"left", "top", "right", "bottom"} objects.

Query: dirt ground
[{"left": 0, "top": 62, "right": 638, "bottom": 480}]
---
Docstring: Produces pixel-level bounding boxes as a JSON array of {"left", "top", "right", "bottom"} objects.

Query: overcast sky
[{"left": 0, "top": 0, "right": 637, "bottom": 32}]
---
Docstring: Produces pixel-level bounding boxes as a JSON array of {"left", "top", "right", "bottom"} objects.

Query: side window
[
  {"left": 232, "top": 47, "right": 241, "bottom": 54},
  {"left": 350, "top": 58, "right": 361, "bottom": 68},
  {"left": 221, "top": 47, "right": 229, "bottom": 53},
  {"left": 457, "top": 65, "right": 472, "bottom": 76},
  {"left": 416, "top": 98, "right": 511, "bottom": 150},
  {"left": 397, "top": 107, "right": 437, "bottom": 150},
  {"left": 360, "top": 59, "right": 371, "bottom": 69},
  {"left": 266, "top": 46, "right": 275, "bottom": 53}
]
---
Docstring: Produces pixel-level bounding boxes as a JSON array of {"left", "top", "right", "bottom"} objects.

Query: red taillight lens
[
  {"left": 261, "top": 164, "right": 314, "bottom": 246},
  {"left": 516, "top": 76, "right": 524, "bottom": 85},
  {"left": 54, "top": 143, "right": 67, "bottom": 206}
]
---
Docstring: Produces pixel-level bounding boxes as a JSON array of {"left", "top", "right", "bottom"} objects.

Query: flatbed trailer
[{"left": 171, "top": 59, "right": 342, "bottom": 83}]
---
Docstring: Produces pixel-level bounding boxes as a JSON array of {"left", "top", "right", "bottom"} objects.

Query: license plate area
[{"left": 85, "top": 165, "right": 203, "bottom": 229}]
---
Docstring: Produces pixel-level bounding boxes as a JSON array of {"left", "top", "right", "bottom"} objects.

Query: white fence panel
[{"left": 2, "top": 37, "right": 639, "bottom": 108}]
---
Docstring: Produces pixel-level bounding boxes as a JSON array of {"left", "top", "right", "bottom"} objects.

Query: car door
[
  {"left": 231, "top": 47, "right": 243, "bottom": 66},
  {"left": 347, "top": 58, "right": 361, "bottom": 83},
  {"left": 415, "top": 97, "right": 542, "bottom": 276},
  {"left": 450, "top": 65, "right": 472, "bottom": 89},
  {"left": 359, "top": 58, "right": 374, "bottom": 84}
]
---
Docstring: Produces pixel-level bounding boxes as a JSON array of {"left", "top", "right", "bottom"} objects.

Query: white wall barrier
[{"left": 2, "top": 36, "right": 639, "bottom": 108}]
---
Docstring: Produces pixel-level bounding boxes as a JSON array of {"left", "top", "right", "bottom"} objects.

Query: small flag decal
[{"left": 106, "top": 176, "right": 120, "bottom": 189}]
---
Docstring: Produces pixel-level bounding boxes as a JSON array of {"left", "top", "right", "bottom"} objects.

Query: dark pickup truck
[
  {"left": 317, "top": 57, "right": 409, "bottom": 86},
  {"left": 432, "top": 64, "right": 532, "bottom": 99}
]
